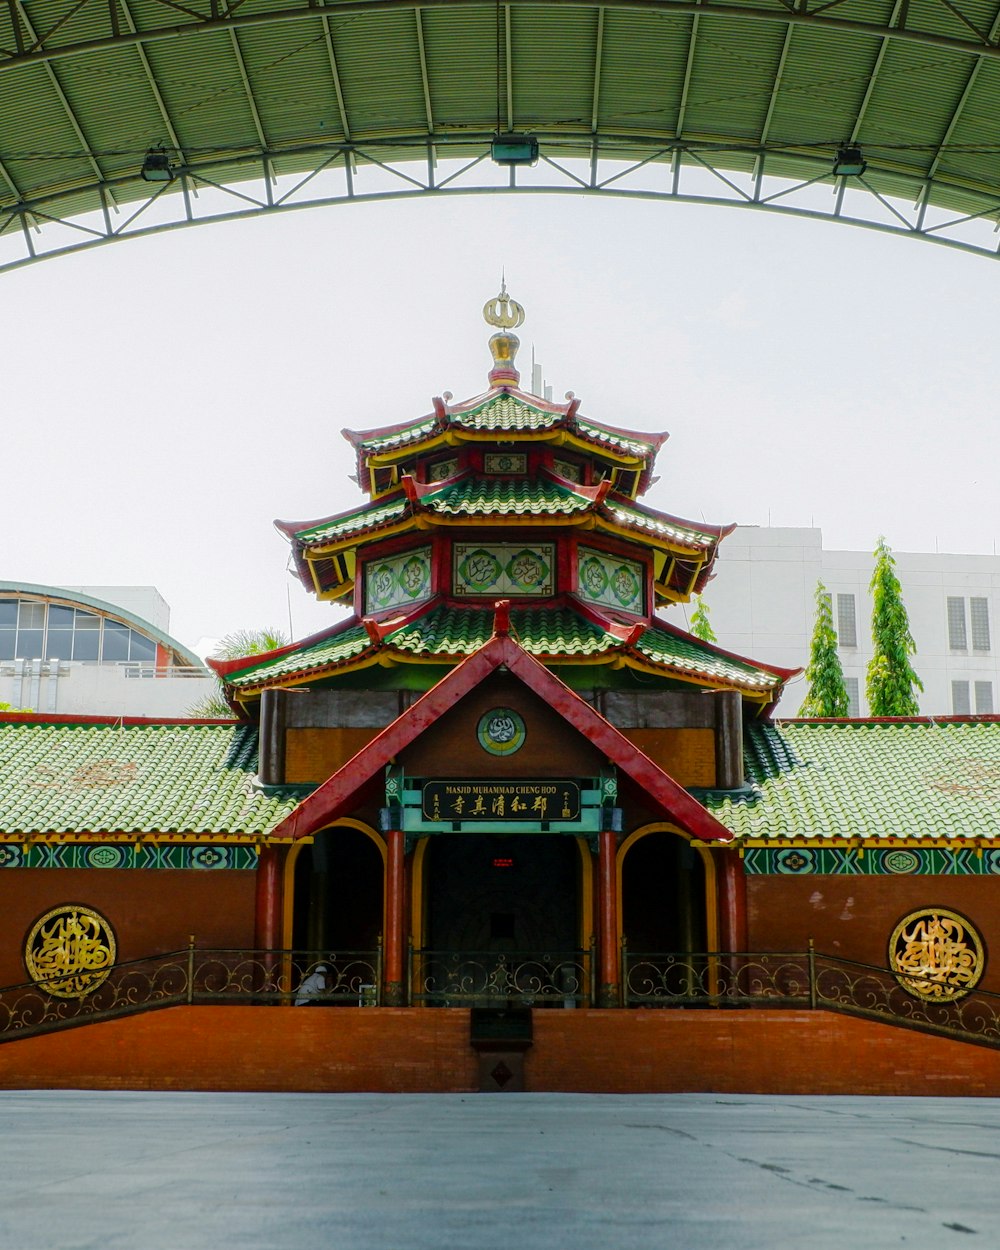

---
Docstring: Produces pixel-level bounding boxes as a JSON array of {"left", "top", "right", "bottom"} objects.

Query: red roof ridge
[{"left": 270, "top": 630, "right": 734, "bottom": 844}]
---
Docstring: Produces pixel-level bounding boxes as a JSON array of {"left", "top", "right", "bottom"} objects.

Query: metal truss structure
[
  {"left": 3, "top": 0, "right": 1000, "bottom": 269},
  {"left": 5, "top": 137, "right": 1000, "bottom": 275}
]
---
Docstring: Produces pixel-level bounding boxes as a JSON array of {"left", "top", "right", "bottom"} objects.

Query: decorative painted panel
[
  {"left": 551, "top": 458, "right": 582, "bottom": 483},
  {"left": 453, "top": 544, "right": 554, "bottom": 597},
  {"left": 577, "top": 547, "right": 645, "bottom": 614},
  {"left": 742, "top": 845, "right": 1000, "bottom": 876},
  {"left": 0, "top": 843, "right": 259, "bottom": 869},
  {"left": 484, "top": 452, "right": 527, "bottom": 475},
  {"left": 427, "top": 458, "right": 459, "bottom": 483},
  {"left": 365, "top": 546, "right": 433, "bottom": 613}
]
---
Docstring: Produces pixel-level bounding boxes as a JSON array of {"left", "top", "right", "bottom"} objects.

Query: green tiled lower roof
[
  {"left": 0, "top": 722, "right": 297, "bottom": 835},
  {"left": 388, "top": 605, "right": 617, "bottom": 658},
  {"left": 223, "top": 604, "right": 780, "bottom": 697},
  {"left": 705, "top": 720, "right": 1000, "bottom": 841},
  {"left": 226, "top": 624, "right": 371, "bottom": 689}
]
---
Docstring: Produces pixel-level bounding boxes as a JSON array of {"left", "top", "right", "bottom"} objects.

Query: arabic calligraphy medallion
[
  {"left": 24, "top": 904, "right": 117, "bottom": 998},
  {"left": 888, "top": 907, "right": 985, "bottom": 1001}
]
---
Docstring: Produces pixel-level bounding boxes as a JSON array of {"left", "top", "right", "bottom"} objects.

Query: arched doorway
[
  {"left": 620, "top": 830, "right": 708, "bottom": 1005},
  {"left": 292, "top": 825, "right": 384, "bottom": 955},
  {"left": 418, "top": 834, "right": 585, "bottom": 1005}
]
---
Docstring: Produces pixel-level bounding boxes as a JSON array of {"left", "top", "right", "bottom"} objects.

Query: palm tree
[{"left": 189, "top": 626, "right": 288, "bottom": 717}]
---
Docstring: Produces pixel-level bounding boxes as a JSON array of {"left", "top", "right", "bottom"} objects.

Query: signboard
[{"left": 422, "top": 781, "right": 581, "bottom": 823}]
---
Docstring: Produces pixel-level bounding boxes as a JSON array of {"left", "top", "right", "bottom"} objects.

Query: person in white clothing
[{"left": 294, "top": 964, "right": 330, "bottom": 1006}]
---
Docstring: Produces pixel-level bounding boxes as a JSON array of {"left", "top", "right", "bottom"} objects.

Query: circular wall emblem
[
  {"left": 24, "top": 904, "right": 117, "bottom": 999},
  {"left": 881, "top": 848, "right": 921, "bottom": 875},
  {"left": 477, "top": 708, "right": 527, "bottom": 756},
  {"left": 888, "top": 907, "right": 985, "bottom": 1001}
]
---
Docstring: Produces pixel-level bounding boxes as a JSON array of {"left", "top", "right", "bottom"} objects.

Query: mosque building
[{"left": 2, "top": 291, "right": 998, "bottom": 1091}]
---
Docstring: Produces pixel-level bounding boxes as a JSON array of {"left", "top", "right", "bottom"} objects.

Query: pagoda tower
[{"left": 212, "top": 290, "right": 797, "bottom": 1009}]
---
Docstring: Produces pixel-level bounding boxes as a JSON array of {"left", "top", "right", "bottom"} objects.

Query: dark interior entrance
[
  {"left": 292, "top": 826, "right": 383, "bottom": 953},
  {"left": 621, "top": 831, "right": 707, "bottom": 954},
  {"left": 427, "top": 833, "right": 579, "bottom": 952}
]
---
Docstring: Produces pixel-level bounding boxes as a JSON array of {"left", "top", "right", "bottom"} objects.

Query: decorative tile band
[
  {"left": 0, "top": 844, "right": 259, "bottom": 870},
  {"left": 742, "top": 846, "right": 1000, "bottom": 876},
  {"left": 453, "top": 543, "right": 554, "bottom": 596},
  {"left": 365, "top": 546, "right": 433, "bottom": 613},
  {"left": 577, "top": 547, "right": 644, "bottom": 614}
]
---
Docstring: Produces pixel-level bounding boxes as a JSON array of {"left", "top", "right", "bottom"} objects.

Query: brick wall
[{"left": 3, "top": 1008, "right": 1000, "bottom": 1095}]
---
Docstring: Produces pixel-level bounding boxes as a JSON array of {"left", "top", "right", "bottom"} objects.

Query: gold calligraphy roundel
[
  {"left": 24, "top": 904, "right": 117, "bottom": 999},
  {"left": 888, "top": 907, "right": 985, "bottom": 1001}
]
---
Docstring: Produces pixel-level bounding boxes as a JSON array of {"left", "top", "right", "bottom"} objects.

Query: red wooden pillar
[
  {"left": 597, "top": 828, "right": 620, "bottom": 1008},
  {"left": 717, "top": 848, "right": 748, "bottom": 953},
  {"left": 254, "top": 843, "right": 283, "bottom": 951},
  {"left": 383, "top": 829, "right": 407, "bottom": 1006}
]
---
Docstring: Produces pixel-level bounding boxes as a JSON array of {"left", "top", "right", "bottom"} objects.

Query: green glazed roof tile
[
  {"left": 357, "top": 416, "right": 438, "bottom": 453},
  {"left": 296, "top": 497, "right": 409, "bottom": 547},
  {"left": 353, "top": 391, "right": 661, "bottom": 460},
  {"left": 223, "top": 605, "right": 779, "bottom": 694},
  {"left": 0, "top": 722, "right": 297, "bottom": 836},
  {"left": 603, "top": 500, "right": 718, "bottom": 548},
  {"left": 636, "top": 625, "right": 782, "bottom": 690},
  {"left": 453, "top": 393, "right": 562, "bottom": 432},
  {"left": 705, "top": 720, "right": 1000, "bottom": 841},
  {"left": 226, "top": 624, "right": 372, "bottom": 688},
  {"left": 387, "top": 605, "right": 617, "bottom": 657},
  {"left": 424, "top": 477, "right": 591, "bottom": 517}
]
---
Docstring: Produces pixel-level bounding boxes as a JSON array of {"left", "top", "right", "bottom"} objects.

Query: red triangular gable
[{"left": 270, "top": 610, "right": 733, "bottom": 844}]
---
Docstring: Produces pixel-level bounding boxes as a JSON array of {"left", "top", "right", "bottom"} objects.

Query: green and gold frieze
[
  {"left": 0, "top": 843, "right": 259, "bottom": 870},
  {"left": 742, "top": 845, "right": 1000, "bottom": 876}
]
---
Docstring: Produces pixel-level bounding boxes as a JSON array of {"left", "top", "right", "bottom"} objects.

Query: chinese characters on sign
[{"left": 422, "top": 781, "right": 581, "bottom": 823}]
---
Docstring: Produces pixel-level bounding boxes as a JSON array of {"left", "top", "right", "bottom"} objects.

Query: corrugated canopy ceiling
[{"left": 4, "top": 0, "right": 1000, "bottom": 256}]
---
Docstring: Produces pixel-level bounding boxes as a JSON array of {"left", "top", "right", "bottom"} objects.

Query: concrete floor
[{"left": 1, "top": 1092, "right": 997, "bottom": 1249}]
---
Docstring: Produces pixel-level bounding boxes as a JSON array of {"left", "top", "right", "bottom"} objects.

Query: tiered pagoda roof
[
  {"left": 215, "top": 288, "right": 798, "bottom": 716},
  {"left": 212, "top": 598, "right": 795, "bottom": 711}
]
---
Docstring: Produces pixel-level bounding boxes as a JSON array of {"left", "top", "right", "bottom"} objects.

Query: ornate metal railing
[
  {"left": 622, "top": 947, "right": 1000, "bottom": 1049},
  {"left": 0, "top": 946, "right": 381, "bottom": 1043},
  {"left": 410, "top": 949, "right": 593, "bottom": 1007},
  {"left": 6, "top": 942, "right": 1000, "bottom": 1049}
]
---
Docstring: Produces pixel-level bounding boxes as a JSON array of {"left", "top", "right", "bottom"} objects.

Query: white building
[
  {"left": 692, "top": 528, "right": 1000, "bottom": 718},
  {"left": 0, "top": 582, "right": 214, "bottom": 717}
]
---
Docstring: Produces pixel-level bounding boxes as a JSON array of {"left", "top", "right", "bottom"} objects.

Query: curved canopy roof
[{"left": 5, "top": 0, "right": 1000, "bottom": 265}]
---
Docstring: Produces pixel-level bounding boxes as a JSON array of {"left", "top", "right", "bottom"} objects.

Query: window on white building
[
  {"left": 971, "top": 598, "right": 991, "bottom": 652},
  {"left": 836, "top": 594, "right": 858, "bottom": 648},
  {"left": 975, "top": 681, "right": 994, "bottom": 714},
  {"left": 947, "top": 597, "right": 968, "bottom": 650},
  {"left": 844, "top": 677, "right": 860, "bottom": 718},
  {"left": 952, "top": 680, "right": 971, "bottom": 715},
  {"left": 947, "top": 596, "right": 992, "bottom": 653}
]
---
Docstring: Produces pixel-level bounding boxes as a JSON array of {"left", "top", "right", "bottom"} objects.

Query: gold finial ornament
[
  {"left": 484, "top": 281, "right": 524, "bottom": 386},
  {"left": 483, "top": 280, "right": 525, "bottom": 330}
]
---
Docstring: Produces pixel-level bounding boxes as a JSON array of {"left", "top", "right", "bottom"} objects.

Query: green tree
[
  {"left": 688, "top": 596, "right": 717, "bottom": 643},
  {"left": 798, "top": 581, "right": 849, "bottom": 717},
  {"left": 189, "top": 627, "right": 288, "bottom": 717},
  {"left": 866, "top": 536, "right": 923, "bottom": 716}
]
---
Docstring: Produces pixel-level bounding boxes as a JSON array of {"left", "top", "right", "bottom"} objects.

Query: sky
[{"left": 2, "top": 182, "right": 998, "bottom": 657}]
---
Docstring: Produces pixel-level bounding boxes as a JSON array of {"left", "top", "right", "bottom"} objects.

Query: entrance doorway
[
  {"left": 621, "top": 830, "right": 707, "bottom": 954},
  {"left": 292, "top": 826, "right": 384, "bottom": 953},
  {"left": 418, "top": 833, "right": 585, "bottom": 1005},
  {"left": 620, "top": 831, "right": 708, "bottom": 1004}
]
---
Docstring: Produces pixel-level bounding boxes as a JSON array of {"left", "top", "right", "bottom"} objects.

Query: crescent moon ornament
[{"left": 483, "top": 288, "right": 525, "bottom": 330}]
